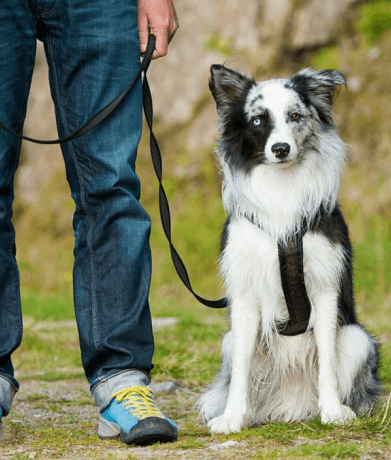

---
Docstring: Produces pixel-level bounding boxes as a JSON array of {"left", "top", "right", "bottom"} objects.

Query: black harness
[
  {"left": 277, "top": 232, "right": 311, "bottom": 336},
  {"left": 244, "top": 215, "right": 312, "bottom": 336},
  {"left": 0, "top": 34, "right": 312, "bottom": 335}
]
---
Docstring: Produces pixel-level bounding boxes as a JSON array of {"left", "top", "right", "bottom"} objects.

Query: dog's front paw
[
  {"left": 321, "top": 404, "right": 356, "bottom": 424},
  {"left": 208, "top": 413, "right": 245, "bottom": 434}
]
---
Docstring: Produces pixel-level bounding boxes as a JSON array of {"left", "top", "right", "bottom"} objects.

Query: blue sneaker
[{"left": 98, "top": 386, "right": 177, "bottom": 446}]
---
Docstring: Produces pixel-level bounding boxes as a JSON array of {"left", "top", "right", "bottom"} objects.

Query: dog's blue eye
[{"left": 252, "top": 118, "right": 262, "bottom": 126}]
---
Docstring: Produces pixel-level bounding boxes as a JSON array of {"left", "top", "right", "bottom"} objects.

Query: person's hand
[{"left": 138, "top": 0, "right": 179, "bottom": 59}]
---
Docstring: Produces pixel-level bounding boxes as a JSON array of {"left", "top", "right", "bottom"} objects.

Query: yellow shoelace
[{"left": 112, "top": 386, "right": 165, "bottom": 420}]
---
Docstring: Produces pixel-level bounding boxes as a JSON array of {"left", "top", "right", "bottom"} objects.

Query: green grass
[
  {"left": 12, "top": 157, "right": 390, "bottom": 458},
  {"left": 10, "top": 166, "right": 391, "bottom": 458},
  {"left": 21, "top": 290, "right": 75, "bottom": 321}
]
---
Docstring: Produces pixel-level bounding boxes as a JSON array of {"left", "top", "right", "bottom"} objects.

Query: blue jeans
[{"left": 0, "top": 0, "right": 154, "bottom": 413}]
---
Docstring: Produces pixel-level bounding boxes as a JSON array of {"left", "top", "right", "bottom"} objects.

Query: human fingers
[
  {"left": 138, "top": 4, "right": 150, "bottom": 55},
  {"left": 138, "top": 0, "right": 178, "bottom": 59},
  {"left": 150, "top": 25, "right": 169, "bottom": 58}
]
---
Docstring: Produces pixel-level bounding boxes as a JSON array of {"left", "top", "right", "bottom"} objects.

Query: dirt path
[
  {"left": 2, "top": 378, "right": 391, "bottom": 459},
  {"left": 0, "top": 378, "right": 249, "bottom": 460}
]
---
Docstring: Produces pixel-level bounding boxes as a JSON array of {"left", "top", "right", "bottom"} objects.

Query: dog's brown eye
[{"left": 291, "top": 113, "right": 301, "bottom": 121}]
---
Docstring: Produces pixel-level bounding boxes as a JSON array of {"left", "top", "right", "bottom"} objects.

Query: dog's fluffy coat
[{"left": 196, "top": 66, "right": 381, "bottom": 434}]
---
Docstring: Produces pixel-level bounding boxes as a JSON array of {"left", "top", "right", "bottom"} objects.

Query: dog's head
[{"left": 209, "top": 65, "right": 346, "bottom": 172}]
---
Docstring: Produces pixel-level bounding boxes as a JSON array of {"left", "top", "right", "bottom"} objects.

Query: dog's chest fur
[{"left": 221, "top": 217, "right": 345, "bottom": 336}]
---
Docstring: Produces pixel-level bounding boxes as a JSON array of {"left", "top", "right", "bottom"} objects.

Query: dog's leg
[
  {"left": 313, "top": 291, "right": 356, "bottom": 424},
  {"left": 196, "top": 331, "right": 232, "bottom": 421},
  {"left": 208, "top": 297, "right": 261, "bottom": 434},
  {"left": 337, "top": 324, "right": 381, "bottom": 414}
]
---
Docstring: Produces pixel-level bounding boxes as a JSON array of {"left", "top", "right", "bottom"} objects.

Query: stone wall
[{"left": 16, "top": 0, "right": 363, "bottom": 205}]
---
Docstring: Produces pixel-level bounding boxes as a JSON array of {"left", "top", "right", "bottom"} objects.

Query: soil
[{"left": 0, "top": 379, "right": 252, "bottom": 459}]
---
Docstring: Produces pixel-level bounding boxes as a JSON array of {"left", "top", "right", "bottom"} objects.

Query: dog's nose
[{"left": 271, "top": 143, "right": 290, "bottom": 159}]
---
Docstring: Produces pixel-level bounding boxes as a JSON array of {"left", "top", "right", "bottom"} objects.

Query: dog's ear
[
  {"left": 288, "top": 69, "right": 346, "bottom": 125},
  {"left": 209, "top": 64, "right": 254, "bottom": 116}
]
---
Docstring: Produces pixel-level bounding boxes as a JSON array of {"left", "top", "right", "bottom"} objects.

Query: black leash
[
  {"left": 0, "top": 34, "right": 312, "bottom": 330},
  {"left": 0, "top": 36, "right": 156, "bottom": 145},
  {"left": 141, "top": 50, "right": 227, "bottom": 309},
  {"left": 0, "top": 34, "right": 228, "bottom": 309}
]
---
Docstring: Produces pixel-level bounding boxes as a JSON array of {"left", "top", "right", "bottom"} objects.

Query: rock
[
  {"left": 150, "top": 380, "right": 180, "bottom": 394},
  {"left": 18, "top": 42, "right": 63, "bottom": 204},
  {"left": 152, "top": 317, "right": 179, "bottom": 329},
  {"left": 348, "top": 76, "right": 363, "bottom": 93},
  {"left": 186, "top": 103, "right": 219, "bottom": 152},
  {"left": 288, "top": 0, "right": 357, "bottom": 50},
  {"left": 147, "top": 0, "right": 261, "bottom": 126},
  {"left": 15, "top": 0, "right": 364, "bottom": 209},
  {"left": 209, "top": 440, "right": 245, "bottom": 450},
  {"left": 367, "top": 47, "right": 381, "bottom": 60}
]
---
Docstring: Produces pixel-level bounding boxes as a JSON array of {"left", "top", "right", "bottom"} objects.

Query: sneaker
[{"left": 98, "top": 385, "right": 177, "bottom": 446}]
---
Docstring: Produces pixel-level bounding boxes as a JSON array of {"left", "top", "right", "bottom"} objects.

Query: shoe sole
[
  {"left": 98, "top": 416, "right": 177, "bottom": 446},
  {"left": 98, "top": 416, "right": 121, "bottom": 439}
]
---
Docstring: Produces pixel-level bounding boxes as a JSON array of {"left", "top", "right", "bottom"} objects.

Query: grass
[
  {"left": 8, "top": 213, "right": 390, "bottom": 458},
  {"left": 6, "top": 229, "right": 391, "bottom": 454},
  {"left": 8, "top": 257, "right": 391, "bottom": 458},
  {"left": 3, "top": 381, "right": 390, "bottom": 458},
  {"left": 21, "top": 290, "right": 75, "bottom": 321}
]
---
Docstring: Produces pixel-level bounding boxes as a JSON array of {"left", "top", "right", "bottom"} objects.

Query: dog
[{"left": 196, "top": 66, "right": 381, "bottom": 434}]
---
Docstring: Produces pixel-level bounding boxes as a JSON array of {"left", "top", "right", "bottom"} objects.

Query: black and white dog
[{"left": 196, "top": 66, "right": 381, "bottom": 434}]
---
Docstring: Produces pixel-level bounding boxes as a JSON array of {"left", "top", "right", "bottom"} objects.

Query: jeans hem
[
  {"left": 91, "top": 369, "right": 151, "bottom": 412},
  {"left": 0, "top": 374, "right": 18, "bottom": 415}
]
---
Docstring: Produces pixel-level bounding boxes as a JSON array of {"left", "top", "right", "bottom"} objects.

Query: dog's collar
[{"left": 243, "top": 214, "right": 313, "bottom": 336}]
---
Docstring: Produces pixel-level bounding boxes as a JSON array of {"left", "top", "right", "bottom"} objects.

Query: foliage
[
  {"left": 356, "top": 0, "right": 391, "bottom": 44},
  {"left": 312, "top": 46, "right": 340, "bottom": 70},
  {"left": 203, "top": 32, "right": 233, "bottom": 58}
]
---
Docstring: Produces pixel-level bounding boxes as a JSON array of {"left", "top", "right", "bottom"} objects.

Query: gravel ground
[{"left": 0, "top": 378, "right": 203, "bottom": 459}]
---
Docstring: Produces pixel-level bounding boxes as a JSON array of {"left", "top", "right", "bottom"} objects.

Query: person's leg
[
  {"left": 39, "top": 0, "right": 159, "bottom": 404},
  {"left": 39, "top": 0, "right": 154, "bottom": 390},
  {"left": 39, "top": 0, "right": 177, "bottom": 443},
  {"left": 0, "top": 1, "right": 38, "bottom": 424}
]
